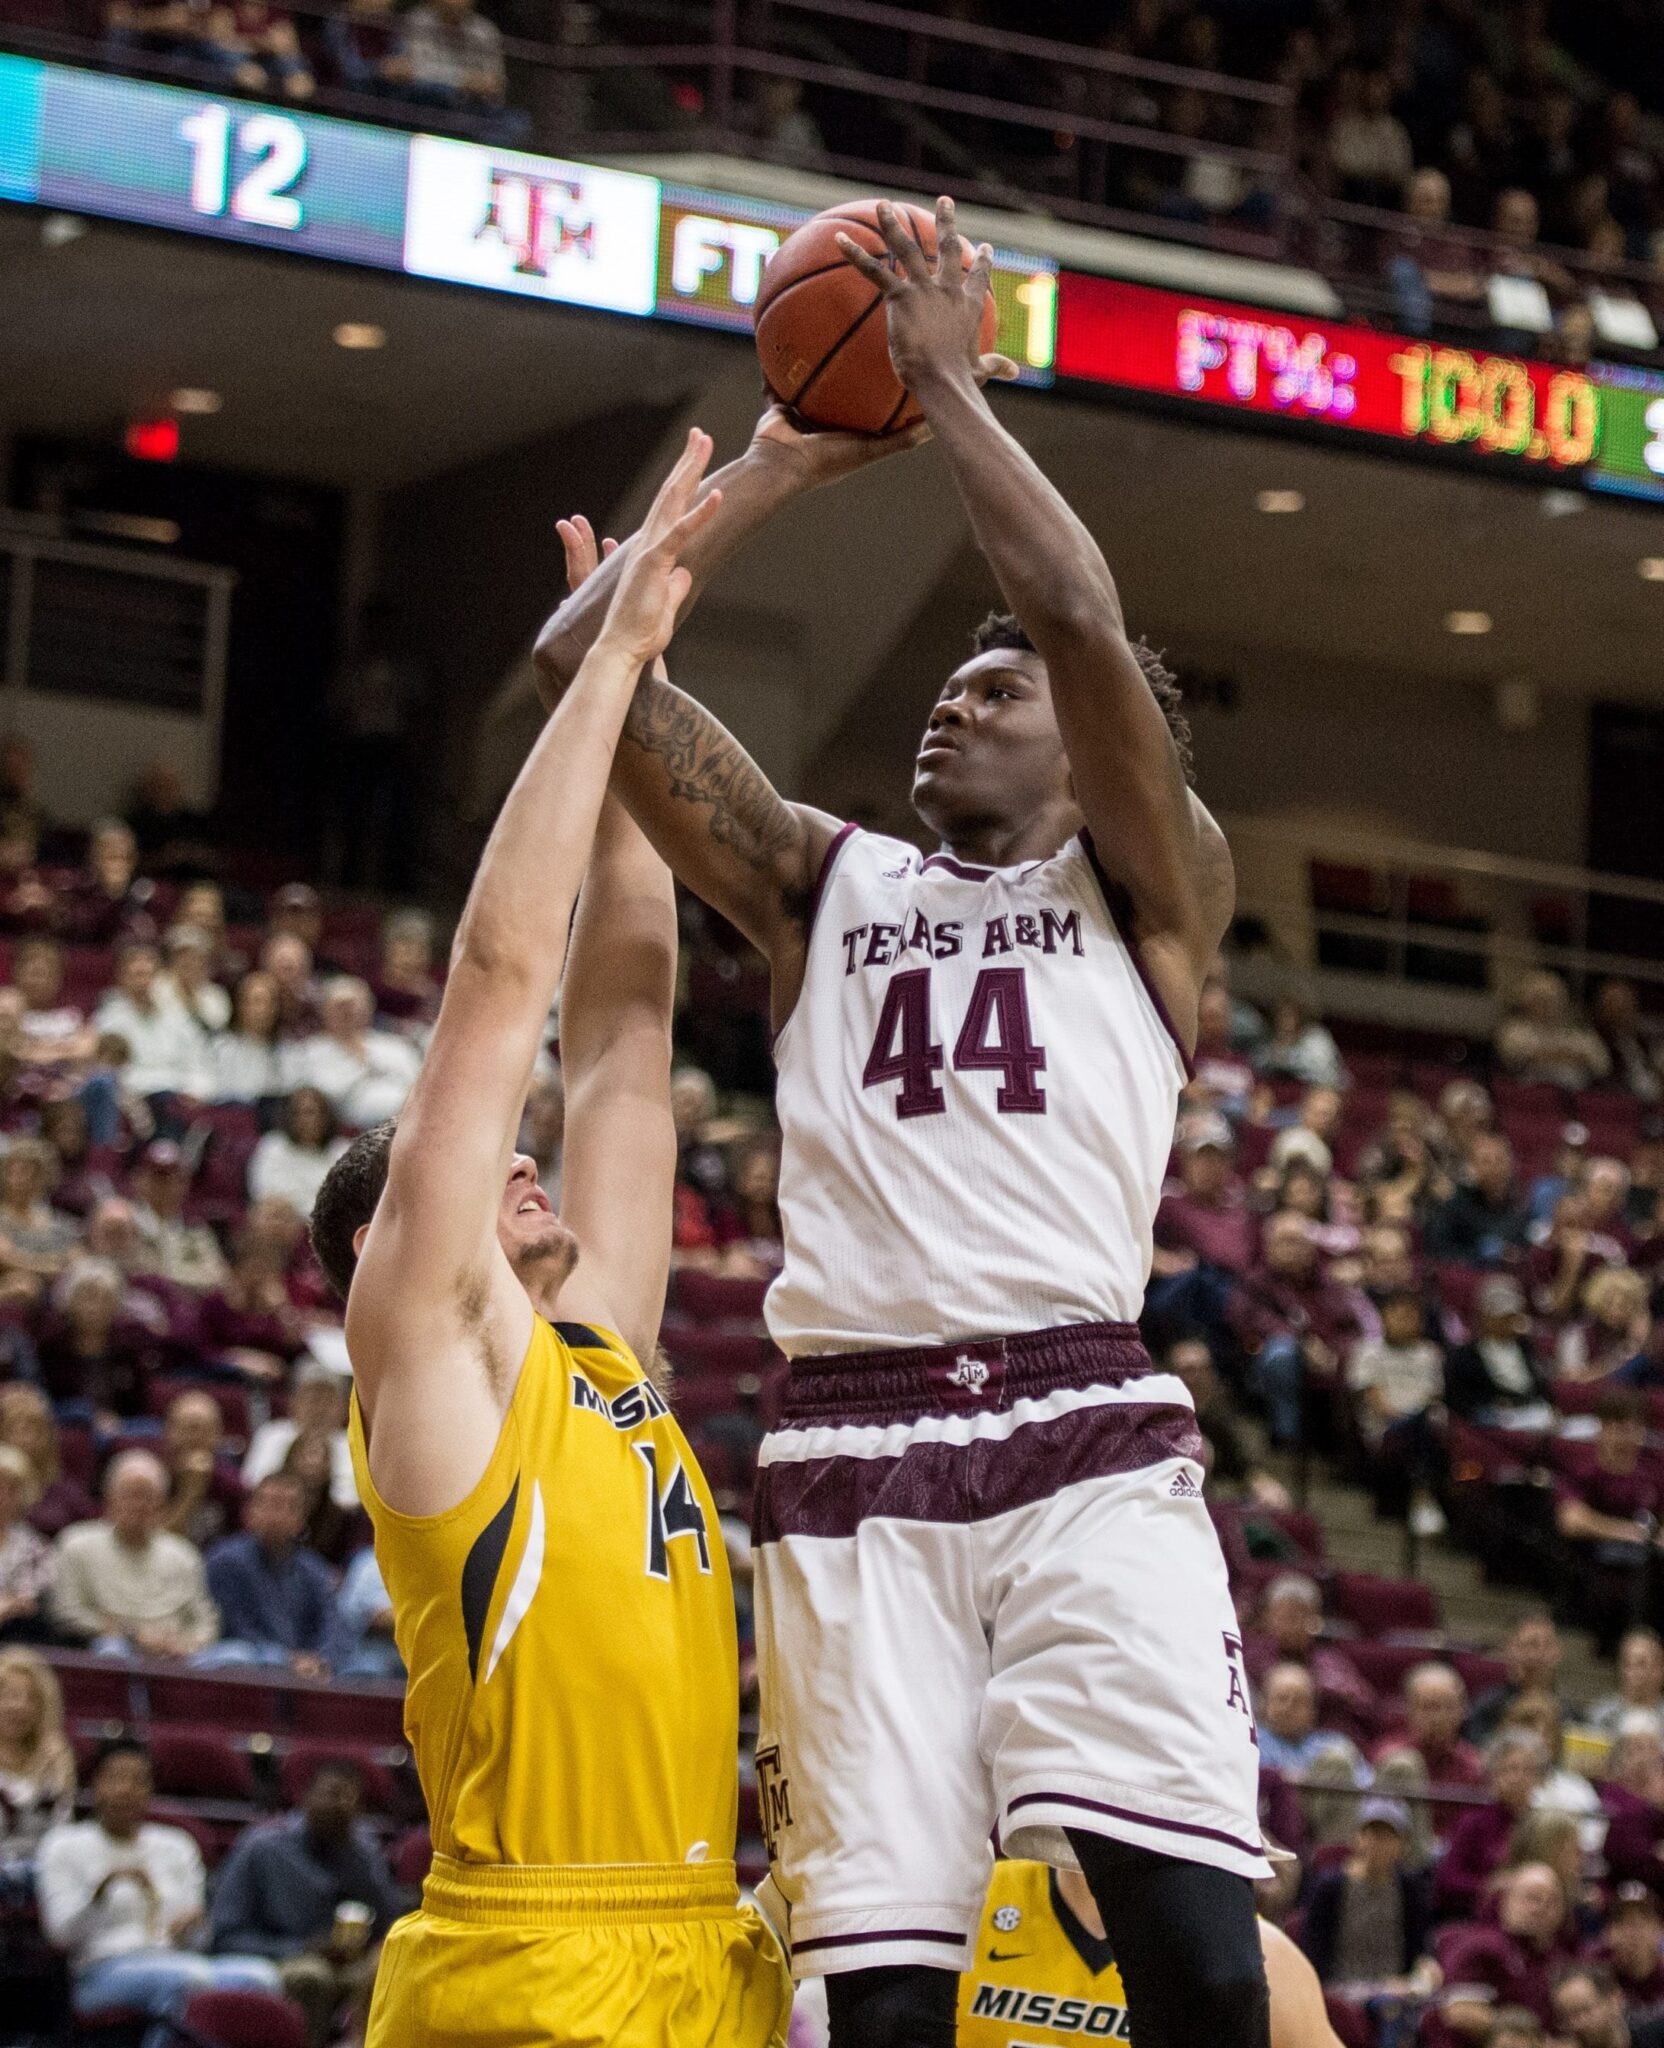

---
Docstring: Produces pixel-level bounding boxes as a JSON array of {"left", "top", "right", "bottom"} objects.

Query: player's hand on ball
[
  {"left": 598, "top": 427, "right": 722, "bottom": 666},
  {"left": 836, "top": 196, "right": 1018, "bottom": 395},
  {"left": 748, "top": 401, "right": 930, "bottom": 487},
  {"left": 556, "top": 514, "right": 617, "bottom": 592}
]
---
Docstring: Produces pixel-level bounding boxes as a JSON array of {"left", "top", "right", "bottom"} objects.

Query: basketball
[{"left": 753, "top": 199, "right": 1000, "bottom": 435}]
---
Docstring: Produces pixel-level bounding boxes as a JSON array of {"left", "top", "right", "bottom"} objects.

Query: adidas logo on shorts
[{"left": 1168, "top": 1469, "right": 1201, "bottom": 1498}]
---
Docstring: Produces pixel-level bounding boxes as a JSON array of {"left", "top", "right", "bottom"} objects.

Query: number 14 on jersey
[{"left": 863, "top": 966, "right": 1048, "bottom": 1119}]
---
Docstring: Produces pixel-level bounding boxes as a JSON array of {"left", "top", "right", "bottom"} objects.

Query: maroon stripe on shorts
[
  {"left": 779, "top": 1321, "right": 1154, "bottom": 1429},
  {"left": 793, "top": 1928, "right": 966, "bottom": 1955},
  {"left": 1008, "top": 1788, "right": 1265, "bottom": 1861},
  {"left": 754, "top": 1397, "right": 1201, "bottom": 1543}
]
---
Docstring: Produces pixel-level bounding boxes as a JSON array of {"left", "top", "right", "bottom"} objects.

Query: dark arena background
[{"left": 3, "top": 4, "right": 1664, "bottom": 2045}]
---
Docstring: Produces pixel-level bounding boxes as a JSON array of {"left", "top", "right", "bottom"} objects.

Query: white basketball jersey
[{"left": 768, "top": 826, "right": 1191, "bottom": 1355}]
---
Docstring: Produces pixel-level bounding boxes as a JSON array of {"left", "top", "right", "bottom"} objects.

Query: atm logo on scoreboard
[{"left": 402, "top": 134, "right": 658, "bottom": 314}]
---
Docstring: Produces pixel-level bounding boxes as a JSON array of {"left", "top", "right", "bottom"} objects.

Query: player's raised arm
[
  {"left": 334, "top": 430, "right": 721, "bottom": 1516},
  {"left": 840, "top": 197, "right": 1230, "bottom": 1046},
  {"left": 532, "top": 417, "right": 915, "bottom": 994}
]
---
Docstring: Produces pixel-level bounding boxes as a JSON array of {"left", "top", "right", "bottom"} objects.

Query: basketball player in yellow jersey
[
  {"left": 959, "top": 1862, "right": 1341, "bottom": 2048},
  {"left": 306, "top": 429, "right": 789, "bottom": 2048}
]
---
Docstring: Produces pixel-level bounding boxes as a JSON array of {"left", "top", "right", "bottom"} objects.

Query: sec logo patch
[{"left": 992, "top": 1905, "right": 1022, "bottom": 1933}]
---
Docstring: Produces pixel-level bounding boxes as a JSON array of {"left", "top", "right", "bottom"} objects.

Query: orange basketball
[{"left": 753, "top": 199, "right": 1000, "bottom": 435}]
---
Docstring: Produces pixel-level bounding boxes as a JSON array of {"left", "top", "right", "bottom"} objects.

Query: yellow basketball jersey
[
  {"left": 349, "top": 1316, "right": 739, "bottom": 1870},
  {"left": 958, "top": 1860, "right": 1130, "bottom": 2045}
]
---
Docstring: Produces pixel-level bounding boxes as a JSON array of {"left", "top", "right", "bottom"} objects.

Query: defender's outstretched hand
[
  {"left": 556, "top": 514, "right": 617, "bottom": 593},
  {"left": 836, "top": 196, "right": 1018, "bottom": 396},
  {"left": 597, "top": 428, "right": 723, "bottom": 665}
]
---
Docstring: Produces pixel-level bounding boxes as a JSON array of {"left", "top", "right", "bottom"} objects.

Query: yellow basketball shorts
[{"left": 365, "top": 1857, "right": 792, "bottom": 2048}]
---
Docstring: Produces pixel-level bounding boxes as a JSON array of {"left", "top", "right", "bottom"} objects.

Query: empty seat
[
  {"left": 1328, "top": 1570, "right": 1440, "bottom": 1636},
  {"left": 178, "top": 1989, "right": 309, "bottom": 2048},
  {"left": 53, "top": 1658, "right": 137, "bottom": 1722},
  {"left": 144, "top": 1671, "right": 280, "bottom": 1734},
  {"left": 148, "top": 1725, "right": 259, "bottom": 1803},
  {"left": 288, "top": 1685, "right": 405, "bottom": 1746}
]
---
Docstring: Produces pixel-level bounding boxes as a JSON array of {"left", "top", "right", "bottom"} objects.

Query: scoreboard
[{"left": 2, "top": 49, "right": 1662, "bottom": 501}]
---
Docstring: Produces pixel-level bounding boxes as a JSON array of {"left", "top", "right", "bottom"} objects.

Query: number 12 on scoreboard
[{"left": 178, "top": 104, "right": 309, "bottom": 230}]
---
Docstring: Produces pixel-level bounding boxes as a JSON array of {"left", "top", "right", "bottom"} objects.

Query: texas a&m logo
[
  {"left": 1224, "top": 1631, "right": 1256, "bottom": 1743},
  {"left": 947, "top": 1355, "right": 991, "bottom": 1392},
  {"left": 477, "top": 169, "right": 597, "bottom": 279},
  {"left": 754, "top": 1744, "right": 794, "bottom": 1858}
]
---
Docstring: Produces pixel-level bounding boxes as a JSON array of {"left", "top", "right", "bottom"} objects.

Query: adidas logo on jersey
[{"left": 1168, "top": 1470, "right": 1201, "bottom": 1498}]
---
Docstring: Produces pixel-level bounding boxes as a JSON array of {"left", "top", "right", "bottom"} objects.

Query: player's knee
[
  {"left": 823, "top": 1963, "right": 958, "bottom": 2048},
  {"left": 1182, "top": 1942, "right": 1270, "bottom": 2037}
]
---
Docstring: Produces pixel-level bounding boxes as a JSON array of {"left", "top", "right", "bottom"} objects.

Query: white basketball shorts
[{"left": 751, "top": 1322, "right": 1270, "bottom": 1978}]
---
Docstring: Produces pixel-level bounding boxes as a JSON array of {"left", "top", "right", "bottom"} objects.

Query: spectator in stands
[
  {"left": 1268, "top": 1084, "right": 1345, "bottom": 1177},
  {"left": 209, "top": 1757, "right": 397, "bottom": 2045},
  {"left": 1327, "top": 66, "right": 1414, "bottom": 207},
  {"left": 1471, "top": 1610, "right": 1567, "bottom": 1743},
  {"left": 0, "top": 1384, "right": 95, "bottom": 1538},
  {"left": 1299, "top": 1797, "right": 1436, "bottom": 2001},
  {"left": 1559, "top": 1272, "right": 1655, "bottom": 1384},
  {"left": 280, "top": 1429, "right": 359, "bottom": 1566},
  {"left": 1351, "top": 1222, "right": 1424, "bottom": 1338},
  {"left": 716, "top": 1133, "right": 784, "bottom": 1278},
  {"left": 0, "top": 1646, "right": 73, "bottom": 1857},
  {"left": 158, "top": 925, "right": 230, "bottom": 1035},
  {"left": 61, "top": 819, "right": 153, "bottom": 948},
  {"left": 41, "top": 1094, "right": 120, "bottom": 1220},
  {"left": 1246, "top": 1571, "right": 1376, "bottom": 1730},
  {"left": 294, "top": 976, "right": 420, "bottom": 1128},
  {"left": 1151, "top": 1115, "right": 1255, "bottom": 1329},
  {"left": 1346, "top": 1287, "right": 1447, "bottom": 1535},
  {"left": 261, "top": 932, "right": 319, "bottom": 1039},
  {"left": 1595, "top": 981, "right": 1663, "bottom": 1105},
  {"left": 128, "top": 1141, "right": 228, "bottom": 1295},
  {"left": 50, "top": 1449, "right": 218, "bottom": 1658},
  {"left": 1231, "top": 1210, "right": 1360, "bottom": 1446},
  {"left": 37, "top": 1256, "right": 158, "bottom": 1422},
  {"left": 200, "top": 1226, "right": 309, "bottom": 1373},
  {"left": 267, "top": 884, "right": 326, "bottom": 961},
  {"left": 1425, "top": 1131, "right": 1532, "bottom": 1266},
  {"left": 1191, "top": 981, "right": 1258, "bottom": 1121},
  {"left": 124, "top": 759, "right": 215, "bottom": 878},
  {"left": 1593, "top": 1883, "right": 1664, "bottom": 2017},
  {"left": 1603, "top": 1730, "right": 1664, "bottom": 1894},
  {"left": 159, "top": 1388, "right": 242, "bottom": 1552},
  {"left": 1256, "top": 1660, "right": 1355, "bottom": 1775},
  {"left": 372, "top": 908, "right": 440, "bottom": 1026},
  {"left": 1503, "top": 1691, "right": 1605, "bottom": 1840},
  {"left": 202, "top": 1472, "right": 336, "bottom": 1674},
  {"left": 1554, "top": 1393, "right": 1664, "bottom": 1647},
  {"left": 1552, "top": 1958, "right": 1664, "bottom": 2048},
  {"left": 1493, "top": 187, "right": 1578, "bottom": 301},
  {"left": 1498, "top": 972, "right": 1613, "bottom": 1091},
  {"left": 12, "top": 936, "right": 96, "bottom": 1073},
  {"left": 1357, "top": 1093, "right": 1454, "bottom": 1227},
  {"left": 248, "top": 1087, "right": 348, "bottom": 1217},
  {"left": 1170, "top": 1336, "right": 1259, "bottom": 1489},
  {"left": 0, "top": 811, "right": 53, "bottom": 935},
  {"left": 218, "top": 0, "right": 317, "bottom": 101},
  {"left": 1528, "top": 1123, "right": 1594, "bottom": 1230},
  {"left": 1585, "top": 1160, "right": 1639, "bottom": 1268},
  {"left": 1386, "top": 165, "right": 1489, "bottom": 331},
  {"left": 398, "top": 0, "right": 509, "bottom": 119},
  {"left": 324, "top": 0, "right": 412, "bottom": 96},
  {"left": 0, "top": 1445, "right": 53, "bottom": 1643},
  {"left": 1377, "top": 1661, "right": 1486, "bottom": 1791},
  {"left": 1532, "top": 1189, "right": 1623, "bottom": 1327},
  {"left": 0, "top": 1136, "right": 79, "bottom": 1276},
  {"left": 1589, "top": 1627, "right": 1664, "bottom": 1740},
  {"left": 1439, "top": 1730, "right": 1552, "bottom": 1915},
  {"left": 742, "top": 76, "right": 828, "bottom": 170},
  {"left": 38, "top": 1735, "right": 278, "bottom": 2025},
  {"left": 244, "top": 1358, "right": 354, "bottom": 1509},
  {"left": 325, "top": 1544, "right": 401, "bottom": 1681},
  {"left": 94, "top": 942, "right": 210, "bottom": 1112},
  {"left": 1446, "top": 1275, "right": 1553, "bottom": 1424},
  {"left": 208, "top": 970, "right": 293, "bottom": 1106},
  {"left": 1442, "top": 1861, "right": 1574, "bottom": 2036}
]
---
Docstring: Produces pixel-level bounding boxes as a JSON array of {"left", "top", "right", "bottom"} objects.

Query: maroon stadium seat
[
  {"left": 52, "top": 1658, "right": 137, "bottom": 1722},
  {"left": 148, "top": 1725, "right": 260, "bottom": 1802},
  {"left": 144, "top": 1671, "right": 281, "bottom": 1734},
  {"left": 392, "top": 1825, "right": 433, "bottom": 1890},
  {"left": 288, "top": 1685, "right": 406, "bottom": 1745},
  {"left": 673, "top": 1271, "right": 772, "bottom": 1324},
  {"left": 1329, "top": 1571, "right": 1440, "bottom": 1636},
  {"left": 178, "top": 1989, "right": 309, "bottom": 2048}
]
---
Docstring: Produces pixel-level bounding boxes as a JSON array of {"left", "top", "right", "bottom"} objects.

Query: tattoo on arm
[{"left": 623, "top": 677, "right": 812, "bottom": 918}]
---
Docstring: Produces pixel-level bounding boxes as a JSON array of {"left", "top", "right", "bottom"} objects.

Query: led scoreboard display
[
  {"left": 1056, "top": 271, "right": 1664, "bottom": 500},
  {"left": 655, "top": 183, "right": 1058, "bottom": 385},
  {"left": 1, "top": 48, "right": 1661, "bottom": 498}
]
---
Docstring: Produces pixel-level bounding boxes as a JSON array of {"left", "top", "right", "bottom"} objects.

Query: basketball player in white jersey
[{"left": 535, "top": 197, "right": 1270, "bottom": 2048}]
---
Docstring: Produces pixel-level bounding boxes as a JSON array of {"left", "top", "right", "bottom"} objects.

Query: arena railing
[{"left": 1221, "top": 814, "right": 1664, "bottom": 1016}]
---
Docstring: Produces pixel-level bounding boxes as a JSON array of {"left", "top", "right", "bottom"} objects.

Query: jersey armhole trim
[
  {"left": 809, "top": 822, "right": 859, "bottom": 934},
  {"left": 348, "top": 1340, "right": 532, "bottom": 1532},
  {"left": 1078, "top": 832, "right": 1196, "bottom": 1083}
]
